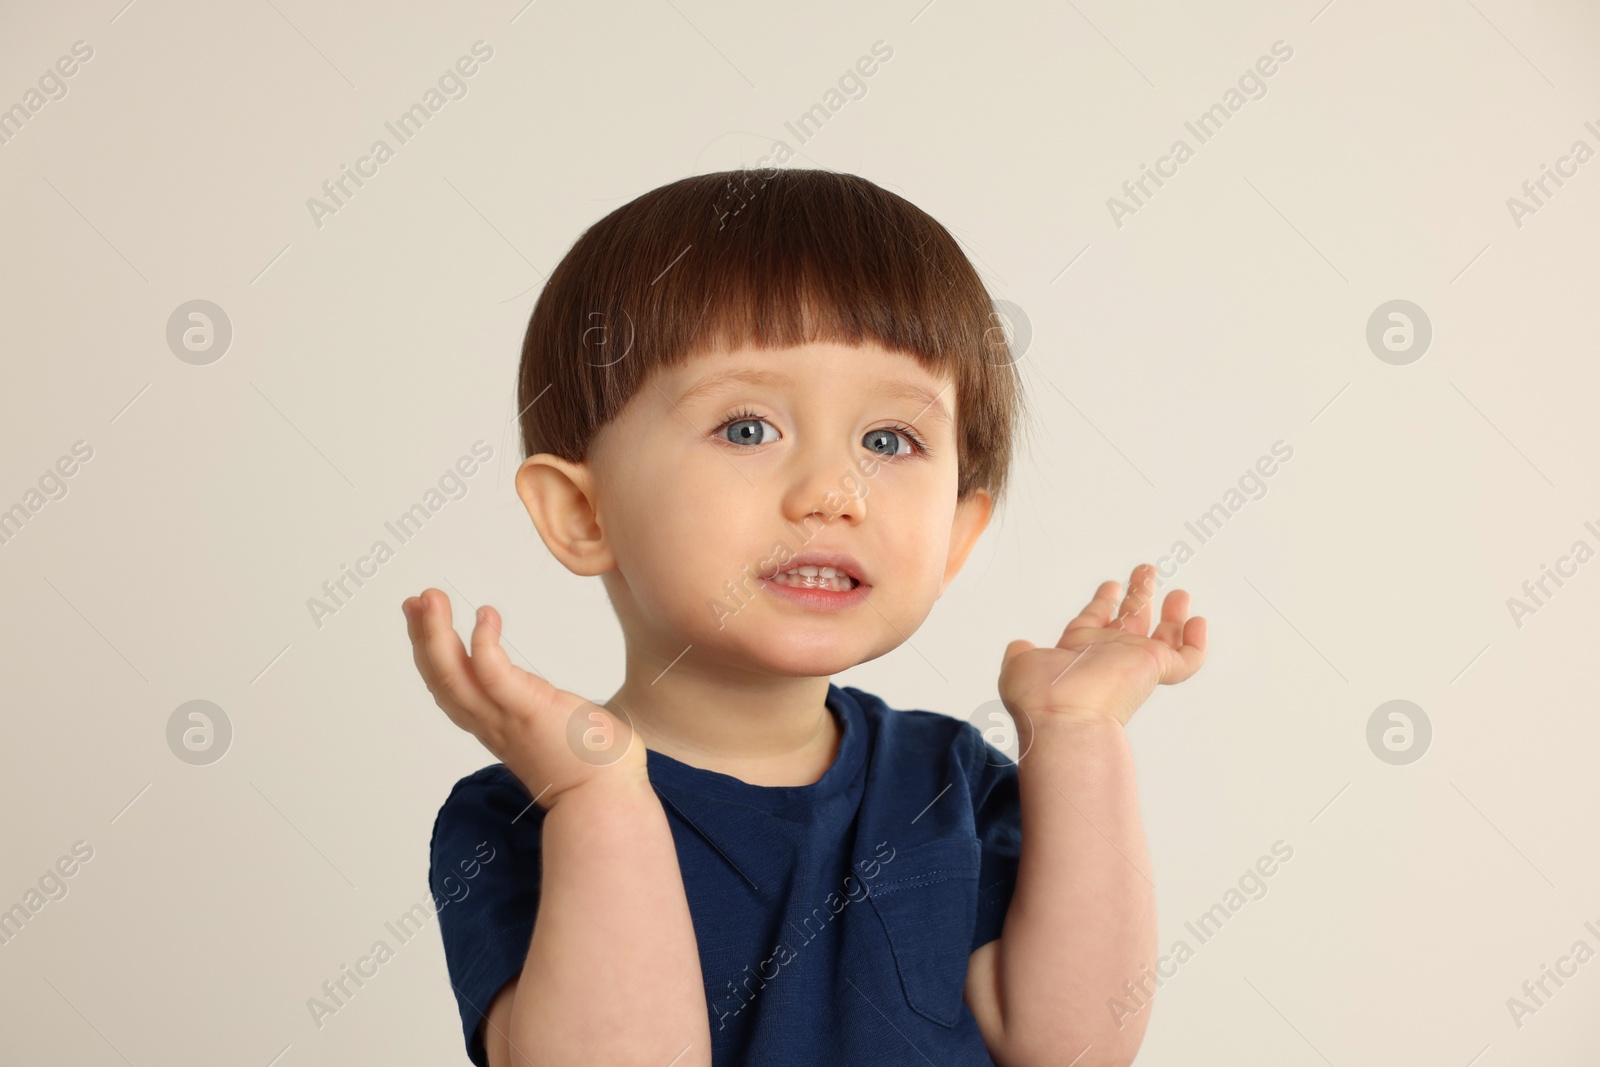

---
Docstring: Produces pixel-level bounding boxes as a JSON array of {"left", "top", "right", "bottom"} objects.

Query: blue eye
[
  {"left": 713, "top": 409, "right": 928, "bottom": 458},
  {"left": 864, "top": 427, "right": 919, "bottom": 457},
  {"left": 720, "top": 411, "right": 780, "bottom": 446}
]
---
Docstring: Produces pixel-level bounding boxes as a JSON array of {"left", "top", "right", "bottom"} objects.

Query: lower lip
[{"left": 760, "top": 576, "right": 871, "bottom": 611}]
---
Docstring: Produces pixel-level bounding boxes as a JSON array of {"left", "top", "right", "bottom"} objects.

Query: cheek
[
  {"left": 878, "top": 476, "right": 957, "bottom": 565},
  {"left": 650, "top": 514, "right": 740, "bottom": 596},
  {"left": 914, "top": 531, "right": 956, "bottom": 594},
  {"left": 607, "top": 478, "right": 762, "bottom": 617}
]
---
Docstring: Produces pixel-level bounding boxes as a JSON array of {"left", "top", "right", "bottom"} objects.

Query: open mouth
[{"left": 766, "top": 567, "right": 861, "bottom": 593}]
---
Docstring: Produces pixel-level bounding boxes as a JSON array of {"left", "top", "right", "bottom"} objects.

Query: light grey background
[{"left": 3, "top": 0, "right": 1598, "bottom": 1063}]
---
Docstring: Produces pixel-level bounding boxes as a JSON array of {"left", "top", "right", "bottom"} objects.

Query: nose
[{"left": 781, "top": 439, "right": 869, "bottom": 526}]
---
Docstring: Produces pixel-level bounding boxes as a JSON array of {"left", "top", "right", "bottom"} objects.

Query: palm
[
  {"left": 401, "top": 589, "right": 647, "bottom": 805},
  {"left": 999, "top": 564, "right": 1207, "bottom": 729}
]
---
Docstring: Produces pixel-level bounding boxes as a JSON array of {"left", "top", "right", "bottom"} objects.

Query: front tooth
[{"left": 797, "top": 565, "right": 820, "bottom": 576}]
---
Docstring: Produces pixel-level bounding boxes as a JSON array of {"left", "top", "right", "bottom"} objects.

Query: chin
[
  {"left": 696, "top": 628, "right": 853, "bottom": 677},
  {"left": 755, "top": 633, "right": 899, "bottom": 678}
]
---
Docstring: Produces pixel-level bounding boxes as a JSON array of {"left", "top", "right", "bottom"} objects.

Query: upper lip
[{"left": 761, "top": 552, "right": 868, "bottom": 586}]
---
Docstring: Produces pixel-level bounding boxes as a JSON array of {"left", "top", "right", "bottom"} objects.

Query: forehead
[{"left": 667, "top": 342, "right": 956, "bottom": 428}]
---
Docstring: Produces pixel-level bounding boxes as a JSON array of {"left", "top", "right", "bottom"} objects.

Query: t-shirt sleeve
[
  {"left": 427, "top": 765, "right": 543, "bottom": 1067},
  {"left": 954, "top": 721, "right": 1023, "bottom": 954}
]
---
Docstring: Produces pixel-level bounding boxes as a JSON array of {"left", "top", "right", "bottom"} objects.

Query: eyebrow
[{"left": 675, "top": 368, "right": 954, "bottom": 429}]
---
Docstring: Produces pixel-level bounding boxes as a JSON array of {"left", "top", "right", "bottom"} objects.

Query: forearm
[
  {"left": 508, "top": 774, "right": 711, "bottom": 1067},
  {"left": 994, "top": 717, "right": 1156, "bottom": 1067}
]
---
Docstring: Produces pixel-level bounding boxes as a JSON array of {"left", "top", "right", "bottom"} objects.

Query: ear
[
  {"left": 514, "top": 454, "right": 615, "bottom": 577},
  {"left": 939, "top": 488, "right": 993, "bottom": 596}
]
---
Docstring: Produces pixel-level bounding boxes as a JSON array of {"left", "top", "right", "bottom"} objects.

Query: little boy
[{"left": 408, "top": 168, "right": 1206, "bottom": 1067}]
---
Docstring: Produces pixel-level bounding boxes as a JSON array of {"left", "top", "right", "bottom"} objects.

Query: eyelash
[{"left": 713, "top": 408, "right": 932, "bottom": 459}]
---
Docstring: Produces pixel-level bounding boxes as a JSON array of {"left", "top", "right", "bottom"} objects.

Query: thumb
[{"left": 1002, "top": 638, "right": 1036, "bottom": 666}]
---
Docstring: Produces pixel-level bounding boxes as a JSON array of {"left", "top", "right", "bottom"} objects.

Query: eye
[
  {"left": 716, "top": 409, "right": 780, "bottom": 447},
  {"left": 863, "top": 425, "right": 926, "bottom": 458}
]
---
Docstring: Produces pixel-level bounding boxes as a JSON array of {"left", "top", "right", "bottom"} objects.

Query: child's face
[{"left": 525, "top": 340, "right": 992, "bottom": 679}]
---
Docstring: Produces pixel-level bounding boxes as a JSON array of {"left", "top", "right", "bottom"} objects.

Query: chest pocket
[{"left": 864, "top": 835, "right": 981, "bottom": 1027}]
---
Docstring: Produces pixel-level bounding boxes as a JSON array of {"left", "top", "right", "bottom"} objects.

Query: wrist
[
  {"left": 1035, "top": 706, "right": 1126, "bottom": 730},
  {"left": 1016, "top": 709, "right": 1130, "bottom": 766},
  {"left": 540, "top": 763, "right": 657, "bottom": 815}
]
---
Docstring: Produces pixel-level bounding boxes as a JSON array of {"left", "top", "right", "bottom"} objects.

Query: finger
[
  {"left": 404, "top": 591, "right": 475, "bottom": 719},
  {"left": 1003, "top": 638, "right": 1037, "bottom": 667},
  {"left": 403, "top": 596, "right": 445, "bottom": 688},
  {"left": 404, "top": 595, "right": 467, "bottom": 725},
  {"left": 1061, "top": 579, "right": 1123, "bottom": 640},
  {"left": 1114, "top": 564, "right": 1157, "bottom": 635},
  {"left": 469, "top": 605, "right": 545, "bottom": 714},
  {"left": 1150, "top": 589, "right": 1191, "bottom": 649},
  {"left": 1160, "top": 617, "right": 1208, "bottom": 684},
  {"left": 408, "top": 589, "right": 499, "bottom": 725}
]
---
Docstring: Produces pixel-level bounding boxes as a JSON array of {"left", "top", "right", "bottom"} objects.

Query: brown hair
[{"left": 517, "top": 168, "right": 1029, "bottom": 508}]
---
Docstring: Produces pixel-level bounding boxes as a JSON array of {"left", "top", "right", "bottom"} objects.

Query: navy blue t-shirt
[{"left": 427, "top": 683, "right": 1023, "bottom": 1066}]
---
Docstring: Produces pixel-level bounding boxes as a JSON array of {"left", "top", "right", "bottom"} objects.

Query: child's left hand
[{"left": 999, "top": 563, "right": 1207, "bottom": 731}]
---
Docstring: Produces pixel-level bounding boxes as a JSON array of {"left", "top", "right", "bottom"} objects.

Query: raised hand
[
  {"left": 998, "top": 563, "right": 1207, "bottom": 730},
  {"left": 401, "top": 588, "right": 647, "bottom": 808}
]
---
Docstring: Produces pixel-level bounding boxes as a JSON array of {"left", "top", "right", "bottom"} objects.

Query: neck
[{"left": 603, "top": 646, "right": 840, "bottom": 787}]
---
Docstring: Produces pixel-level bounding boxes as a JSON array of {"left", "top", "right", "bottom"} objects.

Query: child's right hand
[{"left": 401, "top": 588, "right": 648, "bottom": 809}]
